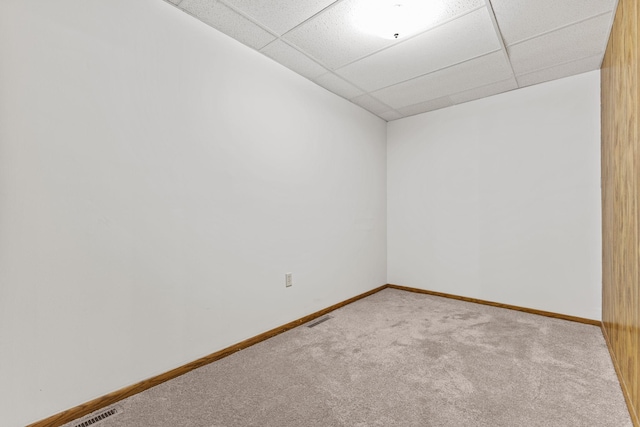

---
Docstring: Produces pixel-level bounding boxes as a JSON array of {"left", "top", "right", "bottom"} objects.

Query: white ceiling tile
[
  {"left": 221, "top": 0, "right": 337, "bottom": 35},
  {"left": 180, "top": 0, "right": 276, "bottom": 50},
  {"left": 314, "top": 73, "right": 364, "bottom": 99},
  {"left": 449, "top": 77, "right": 518, "bottom": 104},
  {"left": 516, "top": 55, "right": 603, "bottom": 88},
  {"left": 335, "top": 7, "right": 501, "bottom": 92},
  {"left": 491, "top": 0, "right": 616, "bottom": 45},
  {"left": 379, "top": 110, "right": 403, "bottom": 121},
  {"left": 508, "top": 13, "right": 612, "bottom": 75},
  {"left": 350, "top": 94, "right": 393, "bottom": 115},
  {"left": 261, "top": 40, "right": 328, "bottom": 80},
  {"left": 173, "top": 0, "right": 614, "bottom": 111},
  {"left": 397, "top": 96, "right": 453, "bottom": 116},
  {"left": 284, "top": 0, "right": 484, "bottom": 69},
  {"left": 283, "top": 0, "right": 395, "bottom": 69},
  {"left": 439, "top": 0, "right": 485, "bottom": 18},
  {"left": 372, "top": 51, "right": 513, "bottom": 109}
]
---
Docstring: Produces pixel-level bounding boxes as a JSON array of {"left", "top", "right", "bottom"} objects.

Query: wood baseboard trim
[
  {"left": 386, "top": 284, "right": 601, "bottom": 326},
  {"left": 28, "top": 283, "right": 606, "bottom": 426},
  {"left": 601, "top": 324, "right": 640, "bottom": 427},
  {"left": 28, "top": 285, "right": 387, "bottom": 427}
]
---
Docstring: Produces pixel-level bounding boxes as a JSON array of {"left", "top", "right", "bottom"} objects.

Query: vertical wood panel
[{"left": 601, "top": 0, "right": 640, "bottom": 425}]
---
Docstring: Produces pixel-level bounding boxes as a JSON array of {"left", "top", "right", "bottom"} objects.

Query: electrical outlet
[{"left": 285, "top": 273, "right": 293, "bottom": 288}]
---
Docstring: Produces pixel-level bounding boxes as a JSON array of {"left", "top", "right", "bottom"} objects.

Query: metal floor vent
[
  {"left": 307, "top": 315, "right": 332, "bottom": 328},
  {"left": 73, "top": 406, "right": 122, "bottom": 427}
]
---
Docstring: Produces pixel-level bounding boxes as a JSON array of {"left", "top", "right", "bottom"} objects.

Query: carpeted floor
[{"left": 64, "top": 288, "right": 632, "bottom": 427}]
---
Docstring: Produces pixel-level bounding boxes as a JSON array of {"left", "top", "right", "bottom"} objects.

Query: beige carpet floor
[{"left": 63, "top": 288, "right": 632, "bottom": 427}]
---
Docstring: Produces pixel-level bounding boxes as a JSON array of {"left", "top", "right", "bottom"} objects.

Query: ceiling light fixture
[{"left": 353, "top": 0, "right": 443, "bottom": 40}]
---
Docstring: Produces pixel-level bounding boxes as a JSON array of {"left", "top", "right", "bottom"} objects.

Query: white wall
[
  {"left": 0, "top": 1, "right": 387, "bottom": 425},
  {"left": 388, "top": 71, "right": 602, "bottom": 320},
  {"left": 0, "top": 1, "right": 604, "bottom": 424}
]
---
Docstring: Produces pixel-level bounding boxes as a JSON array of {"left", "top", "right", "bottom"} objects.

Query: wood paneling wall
[{"left": 601, "top": 0, "right": 640, "bottom": 425}]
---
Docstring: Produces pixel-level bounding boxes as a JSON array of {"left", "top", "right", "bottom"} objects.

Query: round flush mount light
[{"left": 353, "top": 0, "right": 443, "bottom": 40}]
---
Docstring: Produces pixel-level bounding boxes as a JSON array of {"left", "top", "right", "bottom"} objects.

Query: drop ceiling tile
[
  {"left": 350, "top": 94, "right": 393, "bottom": 115},
  {"left": 439, "top": 0, "right": 485, "bottom": 18},
  {"left": 379, "top": 111, "right": 403, "bottom": 121},
  {"left": 397, "top": 96, "right": 453, "bottom": 116},
  {"left": 261, "top": 40, "right": 328, "bottom": 80},
  {"left": 449, "top": 77, "right": 518, "bottom": 104},
  {"left": 516, "top": 55, "right": 603, "bottom": 88},
  {"left": 335, "top": 7, "right": 501, "bottom": 92},
  {"left": 314, "top": 73, "right": 364, "bottom": 99},
  {"left": 508, "top": 13, "right": 612, "bottom": 75},
  {"left": 284, "top": 0, "right": 484, "bottom": 69},
  {"left": 491, "top": 0, "right": 616, "bottom": 45},
  {"left": 282, "top": 0, "right": 395, "bottom": 69},
  {"left": 372, "top": 51, "right": 513, "bottom": 109},
  {"left": 180, "top": 0, "right": 276, "bottom": 50},
  {"left": 221, "top": 0, "right": 337, "bottom": 35},
  {"left": 167, "top": 0, "right": 182, "bottom": 5}
]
